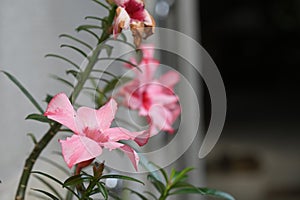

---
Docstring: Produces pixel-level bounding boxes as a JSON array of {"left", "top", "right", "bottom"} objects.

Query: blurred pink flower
[
  {"left": 44, "top": 93, "right": 143, "bottom": 170},
  {"left": 118, "top": 45, "right": 181, "bottom": 145},
  {"left": 113, "top": 0, "right": 155, "bottom": 47}
]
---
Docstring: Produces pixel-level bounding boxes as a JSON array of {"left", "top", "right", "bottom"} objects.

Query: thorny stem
[{"left": 15, "top": 5, "right": 117, "bottom": 200}]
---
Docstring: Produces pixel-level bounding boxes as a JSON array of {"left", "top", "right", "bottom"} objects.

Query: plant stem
[{"left": 15, "top": 5, "right": 116, "bottom": 200}]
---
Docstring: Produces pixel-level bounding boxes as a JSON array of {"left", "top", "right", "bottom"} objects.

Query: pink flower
[
  {"left": 118, "top": 45, "right": 181, "bottom": 144},
  {"left": 44, "top": 93, "right": 143, "bottom": 170},
  {"left": 113, "top": 0, "right": 155, "bottom": 47}
]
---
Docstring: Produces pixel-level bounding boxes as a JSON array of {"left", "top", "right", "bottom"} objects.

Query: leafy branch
[{"left": 12, "top": 2, "right": 118, "bottom": 200}]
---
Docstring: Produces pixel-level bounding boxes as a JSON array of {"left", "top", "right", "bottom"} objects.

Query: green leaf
[
  {"left": 102, "top": 44, "right": 113, "bottom": 57},
  {"left": 32, "top": 171, "right": 80, "bottom": 198},
  {"left": 95, "top": 182, "right": 108, "bottom": 199},
  {"left": 60, "top": 44, "right": 88, "bottom": 58},
  {"left": 51, "top": 75, "right": 74, "bottom": 88},
  {"left": 76, "top": 28, "right": 99, "bottom": 41},
  {"left": 63, "top": 174, "right": 92, "bottom": 187},
  {"left": 149, "top": 162, "right": 168, "bottom": 184},
  {"left": 45, "top": 54, "right": 81, "bottom": 70},
  {"left": 91, "top": 0, "right": 110, "bottom": 9},
  {"left": 1, "top": 70, "right": 44, "bottom": 113},
  {"left": 100, "top": 174, "right": 144, "bottom": 185},
  {"left": 27, "top": 133, "right": 38, "bottom": 144},
  {"left": 77, "top": 24, "right": 103, "bottom": 31},
  {"left": 108, "top": 191, "right": 122, "bottom": 200},
  {"left": 147, "top": 174, "right": 165, "bottom": 193},
  {"left": 120, "top": 32, "right": 127, "bottom": 42},
  {"left": 143, "top": 191, "right": 158, "bottom": 200},
  {"left": 33, "top": 175, "right": 64, "bottom": 199},
  {"left": 171, "top": 167, "right": 194, "bottom": 186},
  {"left": 39, "top": 157, "right": 70, "bottom": 175},
  {"left": 170, "top": 187, "right": 235, "bottom": 200},
  {"left": 45, "top": 94, "right": 54, "bottom": 104},
  {"left": 26, "top": 113, "right": 52, "bottom": 123},
  {"left": 85, "top": 16, "right": 107, "bottom": 22},
  {"left": 66, "top": 70, "right": 81, "bottom": 80},
  {"left": 59, "top": 34, "right": 93, "bottom": 50},
  {"left": 198, "top": 188, "right": 235, "bottom": 200},
  {"left": 124, "top": 188, "right": 148, "bottom": 200},
  {"left": 31, "top": 189, "right": 59, "bottom": 200},
  {"left": 135, "top": 49, "right": 143, "bottom": 64},
  {"left": 98, "top": 57, "right": 139, "bottom": 68}
]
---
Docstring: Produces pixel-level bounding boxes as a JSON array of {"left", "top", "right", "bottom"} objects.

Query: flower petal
[
  {"left": 44, "top": 93, "right": 78, "bottom": 133},
  {"left": 102, "top": 127, "right": 143, "bottom": 141},
  {"left": 120, "top": 145, "right": 139, "bottom": 170},
  {"left": 149, "top": 105, "right": 174, "bottom": 136},
  {"left": 76, "top": 107, "right": 100, "bottom": 136},
  {"left": 113, "top": 7, "right": 130, "bottom": 38},
  {"left": 60, "top": 135, "right": 102, "bottom": 168},
  {"left": 113, "top": 0, "right": 130, "bottom": 6},
  {"left": 134, "top": 129, "right": 150, "bottom": 146},
  {"left": 158, "top": 71, "right": 180, "bottom": 89},
  {"left": 96, "top": 98, "right": 118, "bottom": 130}
]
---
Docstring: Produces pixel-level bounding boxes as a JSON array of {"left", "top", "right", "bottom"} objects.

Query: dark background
[{"left": 200, "top": 0, "right": 300, "bottom": 199}]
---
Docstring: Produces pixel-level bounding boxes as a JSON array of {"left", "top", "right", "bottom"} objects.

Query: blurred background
[
  {"left": 1, "top": 0, "right": 300, "bottom": 200},
  {"left": 199, "top": 0, "right": 300, "bottom": 200}
]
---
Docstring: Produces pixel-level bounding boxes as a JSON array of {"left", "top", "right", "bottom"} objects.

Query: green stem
[{"left": 15, "top": 6, "right": 116, "bottom": 200}]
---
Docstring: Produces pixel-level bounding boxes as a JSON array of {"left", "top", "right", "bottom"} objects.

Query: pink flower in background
[
  {"left": 44, "top": 93, "right": 143, "bottom": 170},
  {"left": 113, "top": 0, "right": 155, "bottom": 47},
  {"left": 118, "top": 45, "right": 181, "bottom": 144}
]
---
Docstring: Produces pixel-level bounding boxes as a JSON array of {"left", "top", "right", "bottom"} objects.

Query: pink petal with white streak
[
  {"left": 96, "top": 99, "right": 118, "bottom": 130},
  {"left": 44, "top": 93, "right": 78, "bottom": 134},
  {"left": 113, "top": 7, "right": 130, "bottom": 38},
  {"left": 120, "top": 145, "right": 139, "bottom": 170},
  {"left": 59, "top": 135, "right": 103, "bottom": 168}
]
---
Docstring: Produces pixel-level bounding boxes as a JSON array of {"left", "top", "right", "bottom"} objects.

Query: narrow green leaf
[
  {"left": 26, "top": 113, "right": 52, "bottom": 123},
  {"left": 102, "top": 44, "right": 113, "bottom": 57},
  {"left": 60, "top": 44, "right": 88, "bottom": 58},
  {"left": 45, "top": 94, "right": 54, "bottom": 104},
  {"left": 85, "top": 16, "right": 107, "bottom": 22},
  {"left": 171, "top": 167, "right": 194, "bottom": 186},
  {"left": 63, "top": 174, "right": 92, "bottom": 187},
  {"left": 51, "top": 75, "right": 74, "bottom": 88},
  {"left": 100, "top": 175, "right": 144, "bottom": 185},
  {"left": 149, "top": 162, "right": 168, "bottom": 184},
  {"left": 124, "top": 188, "right": 148, "bottom": 200},
  {"left": 95, "top": 182, "right": 108, "bottom": 200},
  {"left": 147, "top": 174, "right": 165, "bottom": 193},
  {"left": 27, "top": 133, "right": 38, "bottom": 144},
  {"left": 107, "top": 38, "right": 135, "bottom": 49},
  {"left": 77, "top": 24, "right": 103, "bottom": 31},
  {"left": 91, "top": 0, "right": 110, "bottom": 9},
  {"left": 31, "top": 189, "right": 59, "bottom": 200},
  {"left": 66, "top": 70, "right": 81, "bottom": 80},
  {"left": 1, "top": 71, "right": 44, "bottom": 113},
  {"left": 170, "top": 187, "right": 235, "bottom": 200},
  {"left": 108, "top": 191, "right": 122, "bottom": 200},
  {"left": 143, "top": 191, "right": 158, "bottom": 200},
  {"left": 98, "top": 57, "right": 139, "bottom": 68},
  {"left": 92, "top": 69, "right": 118, "bottom": 79},
  {"left": 59, "top": 34, "right": 93, "bottom": 50},
  {"left": 45, "top": 54, "right": 81, "bottom": 70},
  {"left": 31, "top": 171, "right": 80, "bottom": 198},
  {"left": 76, "top": 28, "right": 100, "bottom": 41},
  {"left": 33, "top": 175, "right": 64, "bottom": 199},
  {"left": 198, "top": 188, "right": 235, "bottom": 200},
  {"left": 120, "top": 32, "right": 127, "bottom": 42},
  {"left": 39, "top": 157, "right": 70, "bottom": 175},
  {"left": 135, "top": 49, "right": 143, "bottom": 64}
]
